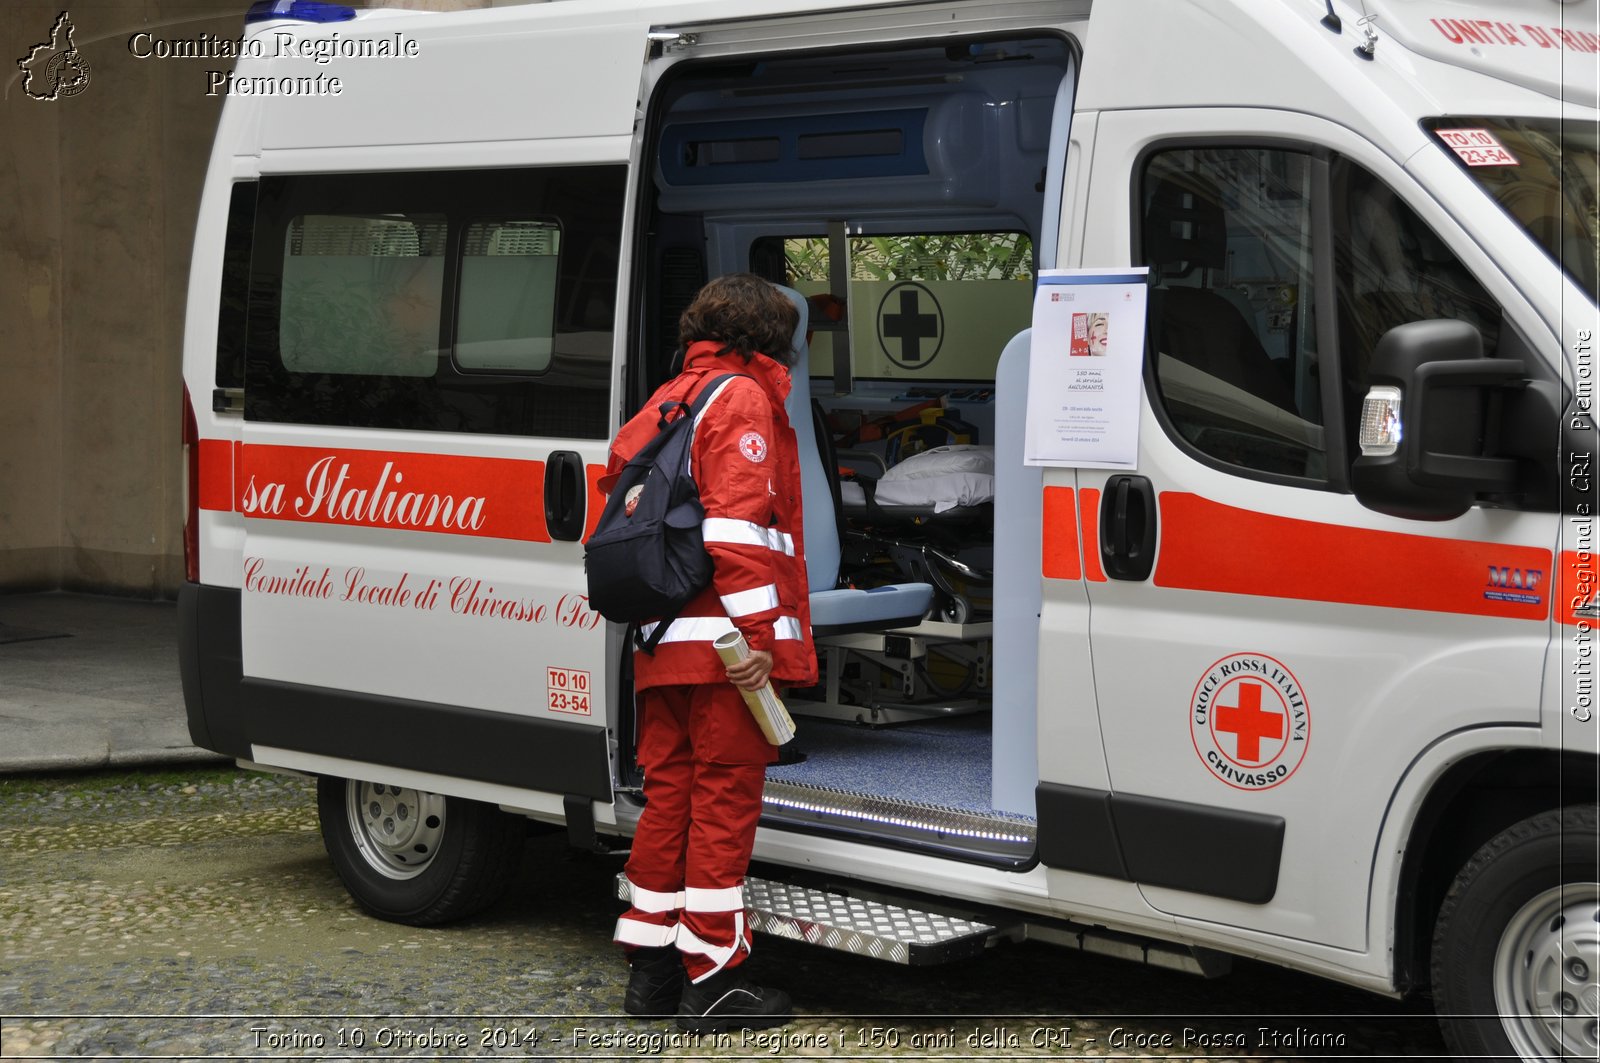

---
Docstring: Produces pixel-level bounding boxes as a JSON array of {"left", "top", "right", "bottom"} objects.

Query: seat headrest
[
  {"left": 773, "top": 284, "right": 809, "bottom": 372},
  {"left": 1144, "top": 173, "right": 1228, "bottom": 272}
]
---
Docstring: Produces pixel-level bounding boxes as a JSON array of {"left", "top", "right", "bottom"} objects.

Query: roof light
[
  {"left": 1359, "top": 385, "right": 1403, "bottom": 456},
  {"left": 245, "top": 0, "right": 356, "bottom": 25}
]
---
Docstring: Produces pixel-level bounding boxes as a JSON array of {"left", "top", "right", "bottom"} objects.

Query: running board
[{"left": 615, "top": 874, "right": 1015, "bottom": 965}]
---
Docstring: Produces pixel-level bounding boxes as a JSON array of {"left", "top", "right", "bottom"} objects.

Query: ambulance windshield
[{"left": 1424, "top": 117, "right": 1598, "bottom": 302}]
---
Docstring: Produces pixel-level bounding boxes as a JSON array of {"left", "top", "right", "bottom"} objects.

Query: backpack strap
[
  {"left": 633, "top": 372, "right": 748, "bottom": 656},
  {"left": 689, "top": 371, "right": 746, "bottom": 420}
]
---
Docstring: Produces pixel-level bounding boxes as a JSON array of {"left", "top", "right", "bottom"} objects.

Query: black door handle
[
  {"left": 545, "top": 450, "right": 586, "bottom": 542},
  {"left": 1100, "top": 474, "right": 1157, "bottom": 581}
]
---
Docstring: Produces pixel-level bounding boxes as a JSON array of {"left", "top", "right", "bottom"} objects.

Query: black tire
[
  {"left": 1430, "top": 804, "right": 1599, "bottom": 1062},
  {"left": 317, "top": 775, "right": 525, "bottom": 926}
]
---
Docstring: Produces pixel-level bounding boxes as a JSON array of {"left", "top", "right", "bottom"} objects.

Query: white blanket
[{"left": 849, "top": 444, "right": 996, "bottom": 513}]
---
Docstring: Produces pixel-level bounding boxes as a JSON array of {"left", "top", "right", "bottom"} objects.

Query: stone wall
[{"left": 1, "top": 0, "right": 504, "bottom": 597}]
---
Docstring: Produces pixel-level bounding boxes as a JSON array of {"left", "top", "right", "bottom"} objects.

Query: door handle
[
  {"left": 1099, "top": 474, "right": 1157, "bottom": 581},
  {"left": 544, "top": 451, "right": 586, "bottom": 542}
]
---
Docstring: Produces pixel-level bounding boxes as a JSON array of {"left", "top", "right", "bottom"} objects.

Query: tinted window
[
  {"left": 280, "top": 214, "right": 447, "bottom": 377},
  {"left": 1424, "top": 116, "right": 1598, "bottom": 300},
  {"left": 456, "top": 219, "right": 561, "bottom": 373},
  {"left": 1138, "top": 146, "right": 1504, "bottom": 486},
  {"left": 1332, "top": 156, "right": 1502, "bottom": 415},
  {"left": 1141, "top": 147, "right": 1326, "bottom": 480},
  {"left": 246, "top": 167, "right": 623, "bottom": 438},
  {"left": 215, "top": 181, "right": 256, "bottom": 390}
]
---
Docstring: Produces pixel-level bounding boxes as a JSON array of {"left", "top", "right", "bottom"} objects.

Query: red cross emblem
[
  {"left": 738, "top": 431, "right": 768, "bottom": 463},
  {"left": 1190, "top": 653, "right": 1309, "bottom": 791},
  {"left": 1214, "top": 682, "right": 1284, "bottom": 764}
]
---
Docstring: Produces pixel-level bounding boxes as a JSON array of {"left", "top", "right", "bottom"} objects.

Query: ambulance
[{"left": 177, "top": 0, "right": 1599, "bottom": 1057}]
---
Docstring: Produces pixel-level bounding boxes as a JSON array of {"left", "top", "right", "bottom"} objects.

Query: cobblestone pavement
[{"left": 0, "top": 768, "right": 1452, "bottom": 1060}]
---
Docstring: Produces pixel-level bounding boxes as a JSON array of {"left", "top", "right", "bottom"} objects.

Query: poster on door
[{"left": 1024, "top": 268, "right": 1149, "bottom": 468}]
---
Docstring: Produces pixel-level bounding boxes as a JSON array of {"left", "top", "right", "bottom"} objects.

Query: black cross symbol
[{"left": 882, "top": 288, "right": 940, "bottom": 364}]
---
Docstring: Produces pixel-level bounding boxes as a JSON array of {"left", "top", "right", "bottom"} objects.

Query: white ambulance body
[{"left": 178, "top": 0, "right": 1599, "bottom": 1057}]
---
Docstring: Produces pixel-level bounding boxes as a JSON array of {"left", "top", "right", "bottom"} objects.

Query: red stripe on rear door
[{"left": 1155, "top": 492, "right": 1550, "bottom": 620}]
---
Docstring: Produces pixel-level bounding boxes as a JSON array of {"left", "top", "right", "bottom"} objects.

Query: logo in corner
[
  {"left": 1485, "top": 564, "right": 1543, "bottom": 606},
  {"left": 17, "top": 12, "right": 91, "bottom": 101},
  {"left": 738, "top": 431, "right": 768, "bottom": 464},
  {"left": 1190, "top": 652, "right": 1309, "bottom": 790}
]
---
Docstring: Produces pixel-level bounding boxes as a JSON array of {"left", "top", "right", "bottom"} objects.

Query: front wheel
[
  {"left": 1431, "top": 805, "right": 1599, "bottom": 1062},
  {"left": 317, "top": 776, "right": 525, "bottom": 926}
]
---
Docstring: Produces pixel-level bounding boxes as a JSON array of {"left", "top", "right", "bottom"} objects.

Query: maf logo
[
  {"left": 17, "top": 12, "right": 91, "bottom": 101},
  {"left": 1485, "top": 565, "right": 1544, "bottom": 606}
]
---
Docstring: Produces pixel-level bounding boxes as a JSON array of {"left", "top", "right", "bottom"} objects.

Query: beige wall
[
  {"left": 2, "top": 0, "right": 510, "bottom": 598},
  {"left": 3, "top": 0, "right": 247, "bottom": 596}
]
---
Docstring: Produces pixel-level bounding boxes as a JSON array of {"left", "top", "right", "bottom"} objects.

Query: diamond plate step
[{"left": 616, "top": 873, "right": 1014, "bottom": 964}]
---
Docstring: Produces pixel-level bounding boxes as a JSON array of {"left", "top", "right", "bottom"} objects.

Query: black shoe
[
  {"left": 676, "top": 966, "right": 792, "bottom": 1033},
  {"left": 624, "top": 946, "right": 684, "bottom": 1018}
]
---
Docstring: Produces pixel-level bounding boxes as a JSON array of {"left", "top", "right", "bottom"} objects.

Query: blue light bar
[{"left": 245, "top": 0, "right": 356, "bottom": 24}]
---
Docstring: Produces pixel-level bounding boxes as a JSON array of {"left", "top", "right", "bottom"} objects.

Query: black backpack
[{"left": 584, "top": 373, "right": 745, "bottom": 654}]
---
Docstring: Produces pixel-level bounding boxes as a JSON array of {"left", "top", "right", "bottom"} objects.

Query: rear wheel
[
  {"left": 1430, "top": 805, "right": 1599, "bottom": 1062},
  {"left": 317, "top": 775, "right": 525, "bottom": 925}
]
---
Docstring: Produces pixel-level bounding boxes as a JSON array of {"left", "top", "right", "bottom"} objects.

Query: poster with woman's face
[{"left": 1070, "top": 311, "right": 1109, "bottom": 356}]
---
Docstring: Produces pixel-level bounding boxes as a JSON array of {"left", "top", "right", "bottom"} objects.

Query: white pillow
[{"left": 875, "top": 445, "right": 995, "bottom": 512}]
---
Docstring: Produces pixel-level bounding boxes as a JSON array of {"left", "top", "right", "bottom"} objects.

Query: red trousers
[{"left": 614, "top": 682, "right": 775, "bottom": 982}]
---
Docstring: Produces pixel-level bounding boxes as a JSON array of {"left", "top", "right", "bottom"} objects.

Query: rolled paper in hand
[{"left": 713, "top": 630, "right": 796, "bottom": 746}]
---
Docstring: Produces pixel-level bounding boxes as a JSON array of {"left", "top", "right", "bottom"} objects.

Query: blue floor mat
[{"left": 769, "top": 715, "right": 1026, "bottom": 818}]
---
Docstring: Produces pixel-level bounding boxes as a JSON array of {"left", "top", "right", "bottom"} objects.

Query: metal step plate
[{"left": 616, "top": 874, "right": 1008, "bottom": 965}]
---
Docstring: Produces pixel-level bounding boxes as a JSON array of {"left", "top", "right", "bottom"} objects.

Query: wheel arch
[{"left": 1391, "top": 746, "right": 1596, "bottom": 993}]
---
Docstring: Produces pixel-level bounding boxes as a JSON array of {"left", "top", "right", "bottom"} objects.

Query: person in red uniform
[{"left": 603, "top": 274, "right": 816, "bottom": 1032}]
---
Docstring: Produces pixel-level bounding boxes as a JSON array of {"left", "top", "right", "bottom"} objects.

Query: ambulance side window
[
  {"left": 278, "top": 213, "right": 448, "bottom": 379},
  {"left": 758, "top": 232, "right": 1035, "bottom": 382},
  {"left": 215, "top": 181, "right": 256, "bottom": 391},
  {"left": 1331, "top": 157, "right": 1502, "bottom": 436},
  {"left": 1139, "top": 148, "right": 1504, "bottom": 487},
  {"left": 1140, "top": 148, "right": 1327, "bottom": 482},
  {"left": 245, "top": 167, "right": 624, "bottom": 438},
  {"left": 455, "top": 220, "right": 562, "bottom": 374}
]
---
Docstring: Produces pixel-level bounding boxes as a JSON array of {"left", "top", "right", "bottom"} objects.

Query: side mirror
[{"left": 1351, "top": 319, "right": 1525, "bottom": 521}]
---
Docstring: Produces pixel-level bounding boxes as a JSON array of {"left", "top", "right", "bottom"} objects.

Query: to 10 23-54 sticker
[
  {"left": 547, "top": 667, "right": 592, "bottom": 716},
  {"left": 1435, "top": 128, "right": 1520, "bottom": 167}
]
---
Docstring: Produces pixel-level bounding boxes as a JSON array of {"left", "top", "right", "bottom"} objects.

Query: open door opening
[{"left": 625, "top": 30, "right": 1076, "bottom": 867}]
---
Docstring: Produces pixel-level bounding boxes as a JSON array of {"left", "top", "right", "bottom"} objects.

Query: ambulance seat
[
  {"left": 774, "top": 285, "right": 933, "bottom": 635},
  {"left": 1144, "top": 174, "right": 1297, "bottom": 413}
]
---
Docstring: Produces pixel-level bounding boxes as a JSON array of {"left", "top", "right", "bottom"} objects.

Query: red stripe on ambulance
[
  {"left": 1079, "top": 487, "right": 1106, "bottom": 583},
  {"left": 1559, "top": 550, "right": 1599, "bottom": 627},
  {"left": 212, "top": 443, "right": 550, "bottom": 543},
  {"left": 197, "top": 438, "right": 235, "bottom": 513},
  {"left": 584, "top": 463, "right": 608, "bottom": 541},
  {"left": 1154, "top": 493, "right": 1551, "bottom": 621},
  {"left": 1040, "top": 486, "right": 1081, "bottom": 580}
]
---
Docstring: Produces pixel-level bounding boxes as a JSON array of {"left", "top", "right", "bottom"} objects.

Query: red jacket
[{"left": 603, "top": 342, "right": 818, "bottom": 690}]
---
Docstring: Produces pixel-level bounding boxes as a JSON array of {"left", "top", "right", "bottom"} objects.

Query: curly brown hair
[{"left": 677, "top": 273, "right": 800, "bottom": 366}]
